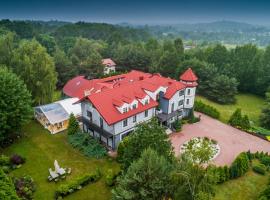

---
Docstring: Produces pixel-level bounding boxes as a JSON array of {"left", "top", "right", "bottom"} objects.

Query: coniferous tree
[
  {"left": 112, "top": 148, "right": 173, "bottom": 200},
  {"left": 67, "top": 113, "right": 79, "bottom": 135},
  {"left": 260, "top": 90, "right": 270, "bottom": 129}
]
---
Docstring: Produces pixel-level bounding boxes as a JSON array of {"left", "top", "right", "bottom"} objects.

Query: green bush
[
  {"left": 68, "top": 133, "right": 107, "bottom": 158},
  {"left": 55, "top": 170, "right": 101, "bottom": 199},
  {"left": 172, "top": 119, "right": 182, "bottom": 132},
  {"left": 230, "top": 152, "right": 250, "bottom": 179},
  {"left": 0, "top": 155, "right": 10, "bottom": 167},
  {"left": 194, "top": 100, "right": 220, "bottom": 119},
  {"left": 67, "top": 113, "right": 79, "bottom": 135},
  {"left": 260, "top": 156, "right": 270, "bottom": 167},
  {"left": 228, "top": 108, "right": 251, "bottom": 131},
  {"left": 252, "top": 163, "right": 267, "bottom": 175}
]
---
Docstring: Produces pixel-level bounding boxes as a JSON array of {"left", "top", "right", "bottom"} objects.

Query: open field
[
  {"left": 3, "top": 121, "right": 120, "bottom": 200},
  {"left": 214, "top": 170, "right": 269, "bottom": 200},
  {"left": 196, "top": 94, "right": 265, "bottom": 125}
]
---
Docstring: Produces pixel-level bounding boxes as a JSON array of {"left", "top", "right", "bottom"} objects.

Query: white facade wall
[
  {"left": 144, "top": 86, "right": 167, "bottom": 101},
  {"left": 114, "top": 107, "right": 155, "bottom": 138},
  {"left": 82, "top": 101, "right": 114, "bottom": 133},
  {"left": 184, "top": 87, "right": 196, "bottom": 108},
  {"left": 168, "top": 90, "right": 185, "bottom": 114}
]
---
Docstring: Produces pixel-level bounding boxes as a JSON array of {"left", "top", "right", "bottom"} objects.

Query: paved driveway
[{"left": 170, "top": 112, "right": 270, "bottom": 166}]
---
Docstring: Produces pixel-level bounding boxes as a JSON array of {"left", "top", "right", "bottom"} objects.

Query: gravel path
[{"left": 170, "top": 112, "right": 270, "bottom": 166}]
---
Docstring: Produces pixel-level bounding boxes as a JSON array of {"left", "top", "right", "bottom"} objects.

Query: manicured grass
[
  {"left": 214, "top": 170, "right": 269, "bottom": 200},
  {"left": 196, "top": 94, "right": 265, "bottom": 125},
  {"left": 3, "top": 121, "right": 120, "bottom": 200}
]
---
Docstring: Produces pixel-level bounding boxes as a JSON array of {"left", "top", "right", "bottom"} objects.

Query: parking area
[{"left": 170, "top": 112, "right": 270, "bottom": 166}]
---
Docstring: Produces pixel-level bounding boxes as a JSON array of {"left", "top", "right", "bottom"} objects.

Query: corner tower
[{"left": 179, "top": 67, "right": 198, "bottom": 111}]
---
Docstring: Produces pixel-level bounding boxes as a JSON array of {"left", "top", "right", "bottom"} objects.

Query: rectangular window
[
  {"left": 179, "top": 90, "right": 185, "bottom": 96},
  {"left": 100, "top": 117, "right": 103, "bottom": 128},
  {"left": 178, "top": 100, "right": 184, "bottom": 106},
  {"left": 133, "top": 115, "right": 137, "bottom": 123},
  {"left": 132, "top": 104, "right": 137, "bottom": 109},
  {"left": 171, "top": 103, "right": 174, "bottom": 112},
  {"left": 187, "top": 89, "right": 191, "bottom": 95},
  {"left": 123, "top": 119, "right": 128, "bottom": 127},
  {"left": 123, "top": 107, "right": 128, "bottom": 113},
  {"left": 144, "top": 110, "right": 148, "bottom": 117},
  {"left": 87, "top": 111, "right": 92, "bottom": 122},
  {"left": 186, "top": 99, "right": 190, "bottom": 105}
]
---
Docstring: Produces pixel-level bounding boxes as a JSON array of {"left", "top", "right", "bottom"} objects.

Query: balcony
[
  {"left": 82, "top": 117, "right": 113, "bottom": 138},
  {"left": 156, "top": 110, "right": 182, "bottom": 122}
]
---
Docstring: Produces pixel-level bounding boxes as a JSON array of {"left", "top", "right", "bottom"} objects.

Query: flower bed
[{"left": 180, "top": 137, "right": 220, "bottom": 163}]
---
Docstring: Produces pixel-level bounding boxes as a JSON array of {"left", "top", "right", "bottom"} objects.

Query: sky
[{"left": 0, "top": 0, "right": 270, "bottom": 25}]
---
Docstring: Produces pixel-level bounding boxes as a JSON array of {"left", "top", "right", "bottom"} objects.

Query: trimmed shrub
[
  {"left": 67, "top": 113, "right": 79, "bottom": 135},
  {"left": 187, "top": 109, "right": 200, "bottom": 124},
  {"left": 252, "top": 163, "right": 267, "bottom": 175},
  {"left": 260, "top": 156, "right": 270, "bottom": 167},
  {"left": 172, "top": 119, "right": 182, "bottom": 132},
  {"left": 230, "top": 152, "right": 250, "bottom": 179},
  {"left": 55, "top": 169, "right": 101, "bottom": 199},
  {"left": 68, "top": 133, "right": 107, "bottom": 158},
  {"left": 10, "top": 154, "right": 25, "bottom": 166},
  {"left": 194, "top": 100, "right": 220, "bottom": 119},
  {"left": 228, "top": 109, "right": 251, "bottom": 131}
]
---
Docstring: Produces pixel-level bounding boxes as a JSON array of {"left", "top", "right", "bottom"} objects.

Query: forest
[{"left": 0, "top": 19, "right": 270, "bottom": 125}]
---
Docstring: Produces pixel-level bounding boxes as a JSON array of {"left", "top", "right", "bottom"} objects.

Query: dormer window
[
  {"left": 132, "top": 104, "right": 137, "bottom": 109},
  {"left": 145, "top": 99, "right": 149, "bottom": 105},
  {"left": 123, "top": 107, "right": 128, "bottom": 113}
]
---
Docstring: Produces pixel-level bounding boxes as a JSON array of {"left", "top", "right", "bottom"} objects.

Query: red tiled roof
[
  {"left": 64, "top": 69, "right": 197, "bottom": 125},
  {"left": 102, "top": 58, "right": 116, "bottom": 66},
  {"left": 88, "top": 82, "right": 158, "bottom": 125},
  {"left": 180, "top": 67, "right": 198, "bottom": 82}
]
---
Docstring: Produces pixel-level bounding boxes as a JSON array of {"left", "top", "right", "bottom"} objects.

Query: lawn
[
  {"left": 3, "top": 121, "right": 120, "bottom": 200},
  {"left": 196, "top": 93, "right": 265, "bottom": 125},
  {"left": 214, "top": 170, "right": 269, "bottom": 200}
]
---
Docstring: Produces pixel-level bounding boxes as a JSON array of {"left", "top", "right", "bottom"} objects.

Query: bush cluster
[
  {"left": 230, "top": 152, "right": 250, "bottom": 179},
  {"left": 208, "top": 165, "right": 230, "bottom": 184},
  {"left": 186, "top": 109, "right": 200, "bottom": 124},
  {"left": 68, "top": 132, "right": 107, "bottom": 159},
  {"left": 55, "top": 169, "right": 101, "bottom": 199},
  {"left": 228, "top": 108, "right": 251, "bottom": 131},
  {"left": 252, "top": 163, "right": 267, "bottom": 175},
  {"left": 194, "top": 100, "right": 220, "bottom": 119},
  {"left": 13, "top": 176, "right": 36, "bottom": 200},
  {"left": 172, "top": 119, "right": 182, "bottom": 132},
  {"left": 0, "top": 154, "right": 25, "bottom": 173}
]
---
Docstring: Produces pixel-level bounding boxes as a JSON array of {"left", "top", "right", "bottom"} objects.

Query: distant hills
[
  {"left": 0, "top": 19, "right": 269, "bottom": 46},
  {"left": 139, "top": 21, "right": 270, "bottom": 46}
]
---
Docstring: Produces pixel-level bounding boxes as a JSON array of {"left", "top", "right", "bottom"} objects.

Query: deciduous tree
[
  {"left": 0, "top": 67, "right": 32, "bottom": 146},
  {"left": 12, "top": 39, "right": 57, "bottom": 105}
]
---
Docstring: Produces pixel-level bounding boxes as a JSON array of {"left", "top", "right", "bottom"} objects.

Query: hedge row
[
  {"left": 209, "top": 152, "right": 250, "bottom": 184},
  {"left": 55, "top": 169, "right": 101, "bottom": 199},
  {"left": 194, "top": 100, "right": 220, "bottom": 119}
]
